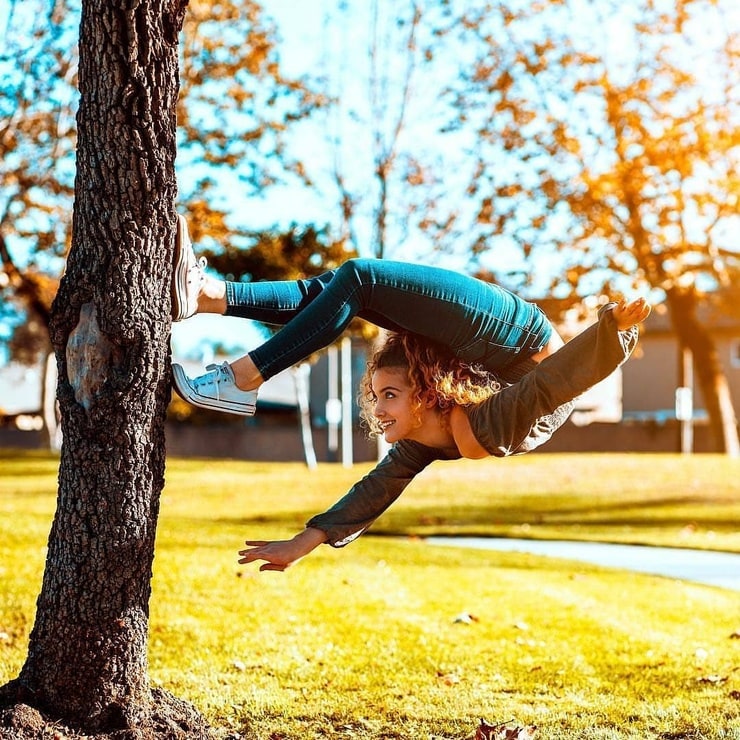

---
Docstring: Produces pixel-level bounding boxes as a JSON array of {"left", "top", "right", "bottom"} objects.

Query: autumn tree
[
  {"left": 0, "top": 0, "right": 78, "bottom": 363},
  {"left": 175, "top": 0, "right": 328, "bottom": 247},
  {"left": 199, "top": 223, "right": 352, "bottom": 280},
  {"left": 437, "top": 0, "right": 740, "bottom": 454},
  {"left": 0, "top": 0, "right": 326, "bottom": 365},
  {"left": 307, "top": 0, "right": 457, "bottom": 259},
  {"left": 347, "top": 0, "right": 422, "bottom": 258},
  {"left": 0, "top": 0, "right": 226, "bottom": 736}
]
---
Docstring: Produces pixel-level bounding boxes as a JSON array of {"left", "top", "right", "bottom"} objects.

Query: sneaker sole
[
  {"left": 171, "top": 216, "right": 192, "bottom": 322},
  {"left": 171, "top": 364, "right": 257, "bottom": 416}
]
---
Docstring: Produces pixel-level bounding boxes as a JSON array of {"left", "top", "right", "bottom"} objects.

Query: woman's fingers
[
  {"left": 260, "top": 562, "right": 289, "bottom": 572},
  {"left": 614, "top": 298, "right": 651, "bottom": 330}
]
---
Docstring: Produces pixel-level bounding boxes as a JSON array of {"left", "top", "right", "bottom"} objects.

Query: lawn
[{"left": 0, "top": 449, "right": 739, "bottom": 739}]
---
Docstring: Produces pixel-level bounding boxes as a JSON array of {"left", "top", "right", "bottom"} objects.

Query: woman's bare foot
[{"left": 613, "top": 298, "right": 651, "bottom": 330}]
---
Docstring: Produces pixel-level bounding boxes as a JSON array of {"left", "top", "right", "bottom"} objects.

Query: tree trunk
[
  {"left": 665, "top": 286, "right": 740, "bottom": 457},
  {"left": 0, "top": 0, "right": 219, "bottom": 736}
]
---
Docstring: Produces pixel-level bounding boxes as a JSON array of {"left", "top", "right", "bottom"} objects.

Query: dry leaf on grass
[
  {"left": 696, "top": 674, "right": 728, "bottom": 684},
  {"left": 437, "top": 670, "right": 462, "bottom": 685},
  {"left": 475, "top": 718, "right": 538, "bottom": 739},
  {"left": 453, "top": 612, "right": 480, "bottom": 624}
]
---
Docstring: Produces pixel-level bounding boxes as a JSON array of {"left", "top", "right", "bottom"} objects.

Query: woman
[
  {"left": 236, "top": 299, "right": 648, "bottom": 571},
  {"left": 167, "top": 214, "right": 649, "bottom": 570},
  {"left": 170, "top": 214, "right": 565, "bottom": 415}
]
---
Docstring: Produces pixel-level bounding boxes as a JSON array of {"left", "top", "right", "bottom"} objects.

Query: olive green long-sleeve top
[{"left": 307, "top": 305, "right": 638, "bottom": 547}]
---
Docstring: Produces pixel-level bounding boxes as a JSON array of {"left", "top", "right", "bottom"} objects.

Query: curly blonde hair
[{"left": 358, "top": 332, "right": 501, "bottom": 437}]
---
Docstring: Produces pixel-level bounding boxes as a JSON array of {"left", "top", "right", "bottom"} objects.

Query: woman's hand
[
  {"left": 613, "top": 298, "right": 651, "bottom": 331},
  {"left": 238, "top": 527, "right": 328, "bottom": 572}
]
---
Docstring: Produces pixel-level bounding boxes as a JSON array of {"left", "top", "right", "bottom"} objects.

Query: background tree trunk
[
  {"left": 665, "top": 286, "right": 740, "bottom": 456},
  {"left": 0, "top": 0, "right": 220, "bottom": 735}
]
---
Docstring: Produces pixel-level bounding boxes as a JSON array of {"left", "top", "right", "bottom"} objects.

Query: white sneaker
[
  {"left": 171, "top": 214, "right": 206, "bottom": 321},
  {"left": 172, "top": 362, "right": 258, "bottom": 416}
]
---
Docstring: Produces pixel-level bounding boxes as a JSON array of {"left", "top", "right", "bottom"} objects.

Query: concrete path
[{"left": 427, "top": 537, "right": 740, "bottom": 592}]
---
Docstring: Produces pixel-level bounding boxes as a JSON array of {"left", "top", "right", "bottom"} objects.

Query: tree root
[{"left": 0, "top": 685, "right": 242, "bottom": 739}]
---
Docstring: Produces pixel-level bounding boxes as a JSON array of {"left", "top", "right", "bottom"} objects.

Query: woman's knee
[{"left": 336, "top": 257, "right": 377, "bottom": 286}]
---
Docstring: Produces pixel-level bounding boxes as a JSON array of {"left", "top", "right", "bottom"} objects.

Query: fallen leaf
[
  {"left": 453, "top": 612, "right": 480, "bottom": 624},
  {"left": 437, "top": 671, "right": 462, "bottom": 685},
  {"left": 475, "top": 718, "right": 538, "bottom": 739},
  {"left": 697, "top": 675, "right": 728, "bottom": 684}
]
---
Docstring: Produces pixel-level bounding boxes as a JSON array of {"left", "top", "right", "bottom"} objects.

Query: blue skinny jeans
[{"left": 225, "top": 258, "right": 552, "bottom": 383}]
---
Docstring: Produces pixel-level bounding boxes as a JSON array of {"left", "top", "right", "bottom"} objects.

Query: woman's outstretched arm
[{"left": 460, "top": 298, "right": 649, "bottom": 457}]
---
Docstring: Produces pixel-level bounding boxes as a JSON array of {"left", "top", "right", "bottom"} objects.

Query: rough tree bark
[{"left": 0, "top": 0, "right": 229, "bottom": 737}]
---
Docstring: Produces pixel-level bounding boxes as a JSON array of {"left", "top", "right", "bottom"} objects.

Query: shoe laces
[
  {"left": 187, "top": 256, "right": 207, "bottom": 287},
  {"left": 191, "top": 362, "right": 233, "bottom": 395}
]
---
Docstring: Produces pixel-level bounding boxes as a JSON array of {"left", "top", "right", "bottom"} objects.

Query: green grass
[{"left": 1, "top": 449, "right": 739, "bottom": 739}]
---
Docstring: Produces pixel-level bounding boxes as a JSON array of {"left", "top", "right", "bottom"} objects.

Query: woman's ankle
[
  {"left": 197, "top": 278, "right": 228, "bottom": 314},
  {"left": 230, "top": 355, "right": 264, "bottom": 391}
]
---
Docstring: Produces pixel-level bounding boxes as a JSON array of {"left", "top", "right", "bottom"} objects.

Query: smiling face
[{"left": 369, "top": 366, "right": 423, "bottom": 444}]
